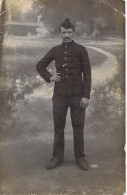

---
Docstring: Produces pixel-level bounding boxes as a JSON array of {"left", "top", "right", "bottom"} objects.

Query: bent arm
[{"left": 36, "top": 47, "right": 55, "bottom": 83}]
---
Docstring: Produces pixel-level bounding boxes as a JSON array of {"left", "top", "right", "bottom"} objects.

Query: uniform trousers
[{"left": 52, "top": 93, "right": 86, "bottom": 160}]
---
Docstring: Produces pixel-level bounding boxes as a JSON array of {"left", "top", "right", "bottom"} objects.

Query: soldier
[{"left": 36, "top": 18, "right": 91, "bottom": 170}]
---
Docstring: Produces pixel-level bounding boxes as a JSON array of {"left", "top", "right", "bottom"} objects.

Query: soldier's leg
[
  {"left": 69, "top": 95, "right": 86, "bottom": 159},
  {"left": 52, "top": 93, "right": 68, "bottom": 159}
]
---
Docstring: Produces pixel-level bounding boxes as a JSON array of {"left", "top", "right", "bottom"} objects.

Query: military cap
[{"left": 59, "top": 18, "right": 75, "bottom": 32}]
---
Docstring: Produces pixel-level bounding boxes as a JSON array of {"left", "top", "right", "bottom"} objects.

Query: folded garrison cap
[{"left": 59, "top": 18, "right": 75, "bottom": 31}]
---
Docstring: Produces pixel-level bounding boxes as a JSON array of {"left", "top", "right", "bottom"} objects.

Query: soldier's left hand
[{"left": 80, "top": 97, "right": 89, "bottom": 108}]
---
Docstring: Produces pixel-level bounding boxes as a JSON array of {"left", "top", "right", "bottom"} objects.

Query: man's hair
[{"left": 59, "top": 18, "right": 75, "bottom": 32}]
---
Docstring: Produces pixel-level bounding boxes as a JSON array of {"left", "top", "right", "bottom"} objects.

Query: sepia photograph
[{"left": 0, "top": 0, "right": 125, "bottom": 194}]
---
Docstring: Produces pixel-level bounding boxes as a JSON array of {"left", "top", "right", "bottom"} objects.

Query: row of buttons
[
  {"left": 64, "top": 46, "right": 67, "bottom": 61},
  {"left": 64, "top": 45, "right": 68, "bottom": 78},
  {"left": 66, "top": 68, "right": 68, "bottom": 78}
]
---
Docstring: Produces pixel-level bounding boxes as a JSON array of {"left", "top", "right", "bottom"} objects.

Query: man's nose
[{"left": 65, "top": 33, "right": 68, "bottom": 37}]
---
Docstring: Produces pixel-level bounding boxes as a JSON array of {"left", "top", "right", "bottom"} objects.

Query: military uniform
[{"left": 36, "top": 40, "right": 91, "bottom": 160}]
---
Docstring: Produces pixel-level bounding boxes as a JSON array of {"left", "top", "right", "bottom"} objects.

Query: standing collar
[{"left": 62, "top": 40, "right": 75, "bottom": 46}]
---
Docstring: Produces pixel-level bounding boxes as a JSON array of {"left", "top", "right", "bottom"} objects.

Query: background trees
[
  {"left": 33, "top": 0, "right": 125, "bottom": 37},
  {"left": 4, "top": 0, "right": 125, "bottom": 37}
]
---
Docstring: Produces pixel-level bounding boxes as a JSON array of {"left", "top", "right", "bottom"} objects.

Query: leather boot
[
  {"left": 76, "top": 157, "right": 88, "bottom": 170},
  {"left": 46, "top": 157, "right": 63, "bottom": 170}
]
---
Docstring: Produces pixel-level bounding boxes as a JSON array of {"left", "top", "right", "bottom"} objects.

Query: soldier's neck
[{"left": 62, "top": 40, "right": 74, "bottom": 45}]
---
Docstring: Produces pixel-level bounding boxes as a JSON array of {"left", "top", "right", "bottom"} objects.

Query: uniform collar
[{"left": 62, "top": 40, "right": 75, "bottom": 46}]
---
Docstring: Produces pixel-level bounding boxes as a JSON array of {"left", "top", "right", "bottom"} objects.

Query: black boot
[
  {"left": 76, "top": 157, "right": 88, "bottom": 170},
  {"left": 46, "top": 157, "right": 63, "bottom": 170}
]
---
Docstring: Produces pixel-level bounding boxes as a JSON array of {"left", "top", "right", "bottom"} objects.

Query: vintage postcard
[{"left": 0, "top": 0, "right": 125, "bottom": 194}]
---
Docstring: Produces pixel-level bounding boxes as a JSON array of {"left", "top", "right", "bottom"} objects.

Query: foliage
[
  {"left": 5, "top": 0, "right": 125, "bottom": 38},
  {"left": 87, "top": 42, "right": 125, "bottom": 134},
  {"left": 33, "top": 0, "right": 125, "bottom": 37}
]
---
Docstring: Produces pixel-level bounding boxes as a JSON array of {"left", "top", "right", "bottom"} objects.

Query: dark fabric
[
  {"left": 36, "top": 40, "right": 91, "bottom": 98},
  {"left": 52, "top": 93, "right": 86, "bottom": 159}
]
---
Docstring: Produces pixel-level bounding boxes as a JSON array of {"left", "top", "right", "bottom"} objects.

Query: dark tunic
[{"left": 36, "top": 40, "right": 91, "bottom": 99}]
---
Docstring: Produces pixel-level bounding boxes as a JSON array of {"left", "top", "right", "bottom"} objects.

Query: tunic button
[
  {"left": 64, "top": 57, "right": 67, "bottom": 59},
  {"left": 65, "top": 46, "right": 67, "bottom": 48},
  {"left": 63, "top": 63, "right": 67, "bottom": 67},
  {"left": 64, "top": 51, "right": 67, "bottom": 53}
]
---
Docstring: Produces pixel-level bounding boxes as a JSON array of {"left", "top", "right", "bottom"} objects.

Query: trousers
[{"left": 52, "top": 93, "right": 86, "bottom": 160}]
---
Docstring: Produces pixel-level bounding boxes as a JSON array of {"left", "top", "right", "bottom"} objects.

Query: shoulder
[
  {"left": 47, "top": 45, "right": 60, "bottom": 53},
  {"left": 74, "top": 42, "right": 88, "bottom": 55},
  {"left": 74, "top": 42, "right": 87, "bottom": 50},
  {"left": 53, "top": 44, "right": 62, "bottom": 49},
  {"left": 49, "top": 45, "right": 61, "bottom": 53}
]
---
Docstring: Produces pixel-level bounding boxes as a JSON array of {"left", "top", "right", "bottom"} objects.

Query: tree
[
  {"left": 0, "top": 0, "right": 6, "bottom": 137},
  {"left": 0, "top": 0, "right": 5, "bottom": 66}
]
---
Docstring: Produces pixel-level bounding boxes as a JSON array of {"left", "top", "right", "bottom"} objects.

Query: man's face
[{"left": 60, "top": 27, "right": 74, "bottom": 43}]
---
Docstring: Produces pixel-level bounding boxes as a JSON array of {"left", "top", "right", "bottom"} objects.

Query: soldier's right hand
[{"left": 50, "top": 73, "right": 61, "bottom": 82}]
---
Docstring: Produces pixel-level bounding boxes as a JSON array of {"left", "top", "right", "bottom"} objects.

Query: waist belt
[{"left": 57, "top": 72, "right": 82, "bottom": 77}]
